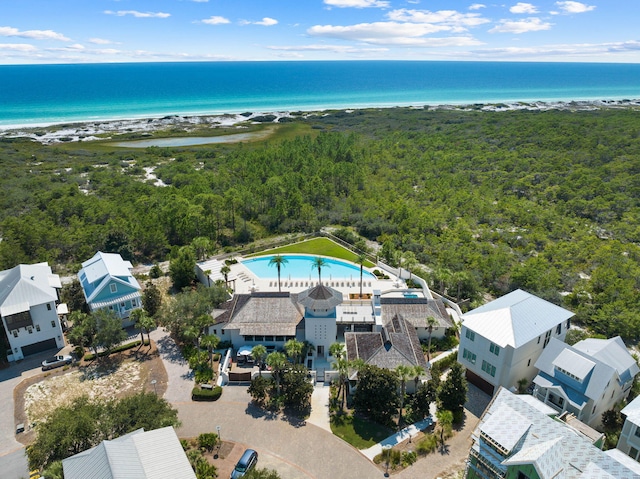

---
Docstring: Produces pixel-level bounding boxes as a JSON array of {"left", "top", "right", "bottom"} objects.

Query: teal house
[{"left": 79, "top": 251, "right": 142, "bottom": 327}]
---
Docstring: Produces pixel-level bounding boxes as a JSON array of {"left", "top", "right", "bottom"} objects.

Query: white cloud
[
  {"left": 0, "top": 43, "right": 37, "bottom": 52},
  {"left": 387, "top": 9, "right": 490, "bottom": 30},
  {"left": 489, "top": 17, "right": 552, "bottom": 33},
  {"left": 469, "top": 4, "right": 486, "bottom": 10},
  {"left": 0, "top": 26, "right": 70, "bottom": 41},
  {"left": 240, "top": 17, "right": 278, "bottom": 26},
  {"left": 201, "top": 16, "right": 230, "bottom": 25},
  {"left": 104, "top": 10, "right": 171, "bottom": 18},
  {"left": 308, "top": 22, "right": 482, "bottom": 47},
  {"left": 89, "top": 38, "right": 117, "bottom": 45},
  {"left": 510, "top": 3, "right": 538, "bottom": 14},
  {"left": 324, "top": 0, "right": 390, "bottom": 8},
  {"left": 267, "top": 44, "right": 388, "bottom": 53},
  {"left": 192, "top": 0, "right": 209, "bottom": 2},
  {"left": 555, "top": 1, "right": 595, "bottom": 13},
  {"left": 255, "top": 17, "right": 278, "bottom": 26}
]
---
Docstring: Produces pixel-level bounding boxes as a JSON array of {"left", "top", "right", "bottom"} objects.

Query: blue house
[
  {"left": 533, "top": 336, "right": 639, "bottom": 429},
  {"left": 78, "top": 252, "right": 142, "bottom": 326}
]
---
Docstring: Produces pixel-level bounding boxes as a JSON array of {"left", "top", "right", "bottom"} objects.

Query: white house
[
  {"left": 62, "top": 426, "right": 196, "bottom": 479},
  {"left": 533, "top": 336, "right": 639, "bottom": 429},
  {"left": 617, "top": 395, "right": 640, "bottom": 463},
  {"left": 458, "top": 289, "right": 574, "bottom": 395},
  {"left": 78, "top": 252, "right": 142, "bottom": 327},
  {"left": 0, "top": 262, "right": 66, "bottom": 361}
]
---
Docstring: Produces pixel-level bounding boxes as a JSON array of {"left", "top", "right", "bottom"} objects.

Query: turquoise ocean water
[{"left": 1, "top": 61, "right": 640, "bottom": 127}]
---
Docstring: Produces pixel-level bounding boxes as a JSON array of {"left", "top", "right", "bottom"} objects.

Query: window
[
  {"left": 12, "top": 330, "right": 18, "bottom": 338},
  {"left": 51, "top": 320, "right": 56, "bottom": 328},
  {"left": 110, "top": 283, "right": 117, "bottom": 293},
  {"left": 566, "top": 318, "right": 571, "bottom": 329},
  {"left": 463, "top": 349, "right": 477, "bottom": 364},
  {"left": 527, "top": 358, "right": 531, "bottom": 367},
  {"left": 276, "top": 336, "right": 284, "bottom": 342},
  {"left": 543, "top": 330, "right": 552, "bottom": 348},
  {"left": 213, "top": 329, "right": 217, "bottom": 335},
  {"left": 47, "top": 303, "right": 52, "bottom": 311},
  {"left": 634, "top": 426, "right": 640, "bottom": 439},
  {"left": 482, "top": 360, "right": 496, "bottom": 377},
  {"left": 265, "top": 336, "right": 274, "bottom": 342},
  {"left": 28, "top": 327, "right": 33, "bottom": 334},
  {"left": 537, "top": 336, "right": 541, "bottom": 344},
  {"left": 465, "top": 329, "right": 475, "bottom": 342},
  {"left": 489, "top": 343, "right": 500, "bottom": 356},
  {"left": 36, "top": 324, "right": 41, "bottom": 332},
  {"left": 556, "top": 324, "right": 562, "bottom": 334},
  {"left": 630, "top": 447, "right": 639, "bottom": 460},
  {"left": 131, "top": 299, "right": 137, "bottom": 307}
]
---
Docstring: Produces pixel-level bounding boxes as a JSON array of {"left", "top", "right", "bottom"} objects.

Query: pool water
[{"left": 242, "top": 255, "right": 375, "bottom": 280}]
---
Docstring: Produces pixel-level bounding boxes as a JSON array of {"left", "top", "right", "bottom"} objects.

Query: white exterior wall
[
  {"left": 5, "top": 301, "right": 65, "bottom": 361},
  {"left": 459, "top": 320, "right": 569, "bottom": 393},
  {"left": 304, "top": 315, "right": 337, "bottom": 363},
  {"left": 416, "top": 326, "right": 446, "bottom": 342}
]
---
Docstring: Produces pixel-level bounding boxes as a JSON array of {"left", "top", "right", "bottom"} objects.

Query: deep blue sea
[{"left": 1, "top": 61, "right": 640, "bottom": 127}]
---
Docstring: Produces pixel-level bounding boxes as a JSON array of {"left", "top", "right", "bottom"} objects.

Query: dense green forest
[{"left": 1, "top": 106, "right": 640, "bottom": 339}]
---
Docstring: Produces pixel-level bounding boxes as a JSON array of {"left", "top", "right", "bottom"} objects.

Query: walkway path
[
  {"left": 362, "top": 417, "right": 434, "bottom": 460},
  {"left": 148, "top": 328, "right": 193, "bottom": 403},
  {"left": 307, "top": 382, "right": 332, "bottom": 432}
]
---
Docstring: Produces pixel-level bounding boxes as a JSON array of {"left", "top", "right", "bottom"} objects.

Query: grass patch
[
  {"left": 331, "top": 414, "right": 393, "bottom": 449},
  {"left": 247, "top": 238, "right": 375, "bottom": 268}
]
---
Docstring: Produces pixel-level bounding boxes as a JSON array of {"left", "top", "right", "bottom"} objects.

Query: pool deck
[{"left": 222, "top": 255, "right": 415, "bottom": 298}]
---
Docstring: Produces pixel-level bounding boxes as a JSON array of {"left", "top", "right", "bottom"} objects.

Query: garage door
[
  {"left": 21, "top": 338, "right": 57, "bottom": 357},
  {"left": 466, "top": 369, "right": 495, "bottom": 396}
]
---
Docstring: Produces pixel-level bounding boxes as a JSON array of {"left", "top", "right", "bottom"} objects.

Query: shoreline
[{"left": 2, "top": 98, "right": 640, "bottom": 145}]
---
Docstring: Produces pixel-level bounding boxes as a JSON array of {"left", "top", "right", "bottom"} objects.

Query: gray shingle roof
[
  {"left": 296, "top": 284, "right": 343, "bottom": 310},
  {"left": 223, "top": 292, "right": 304, "bottom": 336},
  {"left": 345, "top": 316, "right": 428, "bottom": 372},
  {"left": 380, "top": 297, "right": 452, "bottom": 329}
]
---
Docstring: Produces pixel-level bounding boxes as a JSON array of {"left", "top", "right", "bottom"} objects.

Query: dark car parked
[{"left": 230, "top": 449, "right": 258, "bottom": 479}]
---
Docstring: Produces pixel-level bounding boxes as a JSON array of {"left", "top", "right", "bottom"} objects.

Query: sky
[{"left": 1, "top": 0, "right": 639, "bottom": 64}]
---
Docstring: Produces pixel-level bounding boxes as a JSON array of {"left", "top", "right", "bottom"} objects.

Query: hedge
[
  {"left": 192, "top": 385, "right": 223, "bottom": 401},
  {"left": 83, "top": 340, "right": 148, "bottom": 361}
]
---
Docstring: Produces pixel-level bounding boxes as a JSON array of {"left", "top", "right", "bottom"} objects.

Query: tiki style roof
[{"left": 296, "top": 284, "right": 343, "bottom": 311}]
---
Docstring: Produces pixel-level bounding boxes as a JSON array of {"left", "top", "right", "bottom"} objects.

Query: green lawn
[
  {"left": 246, "top": 237, "right": 375, "bottom": 268},
  {"left": 330, "top": 414, "right": 393, "bottom": 449}
]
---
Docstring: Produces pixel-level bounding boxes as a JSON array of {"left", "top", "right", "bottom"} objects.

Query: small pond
[{"left": 113, "top": 129, "right": 273, "bottom": 148}]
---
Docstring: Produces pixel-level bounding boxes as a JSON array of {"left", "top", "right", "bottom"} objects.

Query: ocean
[{"left": 2, "top": 61, "right": 640, "bottom": 127}]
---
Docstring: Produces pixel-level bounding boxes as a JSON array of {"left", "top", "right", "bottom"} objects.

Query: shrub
[
  {"left": 83, "top": 340, "right": 143, "bottom": 361},
  {"left": 191, "top": 386, "right": 223, "bottom": 401},
  {"left": 197, "top": 432, "right": 218, "bottom": 452},
  {"left": 194, "top": 365, "right": 213, "bottom": 384},
  {"left": 430, "top": 351, "right": 458, "bottom": 377},
  {"left": 415, "top": 433, "right": 438, "bottom": 455},
  {"left": 401, "top": 451, "right": 417, "bottom": 467},
  {"left": 149, "top": 263, "right": 163, "bottom": 279}
]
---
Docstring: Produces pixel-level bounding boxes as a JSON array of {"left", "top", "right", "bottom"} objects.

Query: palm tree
[
  {"left": 403, "top": 251, "right": 417, "bottom": 281},
  {"left": 130, "top": 309, "right": 147, "bottom": 345},
  {"left": 357, "top": 252, "right": 367, "bottom": 298},
  {"left": 329, "top": 342, "right": 345, "bottom": 361},
  {"left": 426, "top": 316, "right": 439, "bottom": 362},
  {"left": 268, "top": 255, "right": 288, "bottom": 292},
  {"left": 311, "top": 256, "right": 328, "bottom": 284},
  {"left": 220, "top": 265, "right": 230, "bottom": 287},
  {"left": 395, "top": 364, "right": 413, "bottom": 427},
  {"left": 140, "top": 313, "right": 156, "bottom": 347},
  {"left": 284, "top": 339, "right": 304, "bottom": 364},
  {"left": 412, "top": 365, "right": 426, "bottom": 392},
  {"left": 332, "top": 357, "right": 350, "bottom": 411},
  {"left": 252, "top": 344, "right": 267, "bottom": 377},
  {"left": 436, "top": 409, "right": 454, "bottom": 451},
  {"left": 203, "top": 269, "right": 212, "bottom": 287},
  {"left": 266, "top": 351, "right": 287, "bottom": 396},
  {"left": 200, "top": 334, "right": 220, "bottom": 373}
]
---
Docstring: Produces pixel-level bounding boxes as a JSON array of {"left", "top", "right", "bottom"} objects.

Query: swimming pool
[{"left": 242, "top": 255, "right": 375, "bottom": 280}]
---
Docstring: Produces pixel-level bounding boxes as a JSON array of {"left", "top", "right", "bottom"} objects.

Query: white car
[{"left": 41, "top": 355, "right": 73, "bottom": 371}]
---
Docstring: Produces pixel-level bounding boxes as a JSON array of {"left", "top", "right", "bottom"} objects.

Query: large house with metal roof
[
  {"left": 467, "top": 387, "right": 640, "bottom": 479},
  {"left": 458, "top": 289, "right": 574, "bottom": 395},
  {"left": 62, "top": 426, "right": 196, "bottom": 479},
  {"left": 0, "top": 262, "right": 66, "bottom": 361},
  {"left": 532, "top": 336, "right": 639, "bottom": 429},
  {"left": 78, "top": 251, "right": 142, "bottom": 327}
]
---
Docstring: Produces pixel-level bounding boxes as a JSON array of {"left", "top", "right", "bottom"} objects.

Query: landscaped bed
[{"left": 14, "top": 342, "right": 168, "bottom": 446}]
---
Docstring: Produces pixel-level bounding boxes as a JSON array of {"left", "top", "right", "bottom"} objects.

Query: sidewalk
[
  {"left": 361, "top": 416, "right": 434, "bottom": 460},
  {"left": 307, "top": 382, "right": 331, "bottom": 432}
]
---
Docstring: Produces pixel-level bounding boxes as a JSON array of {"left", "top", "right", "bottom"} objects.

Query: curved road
[{"left": 152, "top": 329, "right": 381, "bottom": 479}]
